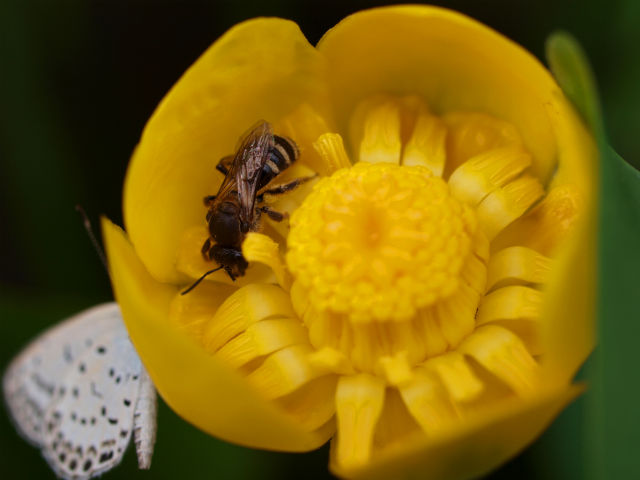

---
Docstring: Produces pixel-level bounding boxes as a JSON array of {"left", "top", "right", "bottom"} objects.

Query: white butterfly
[{"left": 3, "top": 302, "right": 157, "bottom": 480}]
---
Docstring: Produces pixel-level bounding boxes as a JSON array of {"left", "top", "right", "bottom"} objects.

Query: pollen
[{"left": 288, "top": 162, "right": 476, "bottom": 322}]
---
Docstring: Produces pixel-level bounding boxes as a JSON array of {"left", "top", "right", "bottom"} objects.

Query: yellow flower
[{"left": 102, "top": 6, "right": 597, "bottom": 479}]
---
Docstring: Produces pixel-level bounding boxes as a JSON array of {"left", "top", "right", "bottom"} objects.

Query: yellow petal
[
  {"left": 491, "top": 179, "right": 596, "bottom": 381},
  {"left": 486, "top": 246, "right": 551, "bottom": 292},
  {"left": 350, "top": 96, "right": 402, "bottom": 164},
  {"left": 331, "top": 384, "right": 583, "bottom": 480},
  {"left": 276, "top": 374, "right": 338, "bottom": 432},
  {"left": 401, "top": 111, "right": 447, "bottom": 176},
  {"left": 334, "top": 374, "right": 386, "bottom": 469},
  {"left": 318, "top": 5, "right": 559, "bottom": 182},
  {"left": 492, "top": 184, "right": 585, "bottom": 257},
  {"left": 399, "top": 370, "right": 458, "bottom": 432},
  {"left": 443, "top": 112, "right": 525, "bottom": 176},
  {"left": 215, "top": 317, "right": 309, "bottom": 368},
  {"left": 423, "top": 352, "right": 484, "bottom": 403},
  {"left": 202, "top": 283, "right": 296, "bottom": 353},
  {"left": 242, "top": 232, "right": 291, "bottom": 290},
  {"left": 274, "top": 103, "right": 337, "bottom": 176},
  {"left": 476, "top": 175, "right": 545, "bottom": 241},
  {"left": 476, "top": 286, "right": 543, "bottom": 355},
  {"left": 124, "top": 18, "right": 329, "bottom": 283},
  {"left": 370, "top": 388, "right": 423, "bottom": 455},
  {"left": 102, "top": 218, "right": 327, "bottom": 451},
  {"left": 448, "top": 147, "right": 532, "bottom": 206},
  {"left": 459, "top": 325, "right": 539, "bottom": 397},
  {"left": 313, "top": 132, "right": 353, "bottom": 173},
  {"left": 378, "top": 352, "right": 414, "bottom": 387},
  {"left": 246, "top": 345, "right": 322, "bottom": 399},
  {"left": 477, "top": 286, "right": 543, "bottom": 325},
  {"left": 168, "top": 280, "right": 236, "bottom": 341}
]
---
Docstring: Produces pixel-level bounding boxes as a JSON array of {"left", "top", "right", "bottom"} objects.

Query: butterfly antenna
[
  {"left": 181, "top": 267, "right": 224, "bottom": 295},
  {"left": 76, "top": 205, "right": 109, "bottom": 274}
]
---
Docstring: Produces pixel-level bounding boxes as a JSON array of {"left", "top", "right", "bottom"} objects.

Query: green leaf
[
  {"left": 546, "top": 32, "right": 640, "bottom": 480},
  {"left": 594, "top": 147, "right": 640, "bottom": 479},
  {"left": 546, "top": 33, "right": 604, "bottom": 140}
]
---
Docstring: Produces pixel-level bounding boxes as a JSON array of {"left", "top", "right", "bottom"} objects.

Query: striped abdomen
[{"left": 257, "top": 135, "right": 299, "bottom": 191}]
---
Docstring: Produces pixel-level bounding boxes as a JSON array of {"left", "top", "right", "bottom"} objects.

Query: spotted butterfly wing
[{"left": 3, "top": 302, "right": 157, "bottom": 480}]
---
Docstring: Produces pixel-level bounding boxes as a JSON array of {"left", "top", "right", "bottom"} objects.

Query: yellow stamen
[{"left": 434, "top": 283, "right": 478, "bottom": 349}]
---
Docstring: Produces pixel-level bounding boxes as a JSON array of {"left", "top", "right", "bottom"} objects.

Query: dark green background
[{"left": 1, "top": 1, "right": 638, "bottom": 479}]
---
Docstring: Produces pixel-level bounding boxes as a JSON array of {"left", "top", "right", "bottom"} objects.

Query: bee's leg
[
  {"left": 201, "top": 238, "right": 214, "bottom": 260},
  {"left": 257, "top": 205, "right": 288, "bottom": 222},
  {"left": 216, "top": 155, "right": 234, "bottom": 175},
  {"left": 224, "top": 267, "right": 237, "bottom": 281},
  {"left": 204, "top": 195, "right": 217, "bottom": 207},
  {"left": 257, "top": 174, "right": 318, "bottom": 202}
]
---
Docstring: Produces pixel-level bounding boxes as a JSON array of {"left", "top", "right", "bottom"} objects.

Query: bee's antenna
[
  {"left": 181, "top": 266, "right": 224, "bottom": 295},
  {"left": 76, "top": 205, "right": 109, "bottom": 275}
]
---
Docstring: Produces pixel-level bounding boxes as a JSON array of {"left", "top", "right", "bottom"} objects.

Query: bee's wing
[
  {"left": 212, "top": 121, "right": 272, "bottom": 208},
  {"left": 235, "top": 121, "right": 273, "bottom": 225},
  {"left": 3, "top": 303, "right": 157, "bottom": 480}
]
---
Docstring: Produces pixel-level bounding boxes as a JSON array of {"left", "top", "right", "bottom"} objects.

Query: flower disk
[{"left": 287, "top": 163, "right": 476, "bottom": 323}]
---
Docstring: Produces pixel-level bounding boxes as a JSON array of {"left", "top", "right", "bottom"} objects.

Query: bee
[{"left": 182, "top": 121, "right": 309, "bottom": 294}]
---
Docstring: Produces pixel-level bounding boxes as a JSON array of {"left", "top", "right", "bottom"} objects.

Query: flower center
[
  {"left": 287, "top": 163, "right": 476, "bottom": 321},
  {"left": 287, "top": 162, "right": 484, "bottom": 377}
]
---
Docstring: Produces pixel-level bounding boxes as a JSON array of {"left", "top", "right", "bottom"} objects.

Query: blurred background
[{"left": 1, "top": 0, "right": 638, "bottom": 478}]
